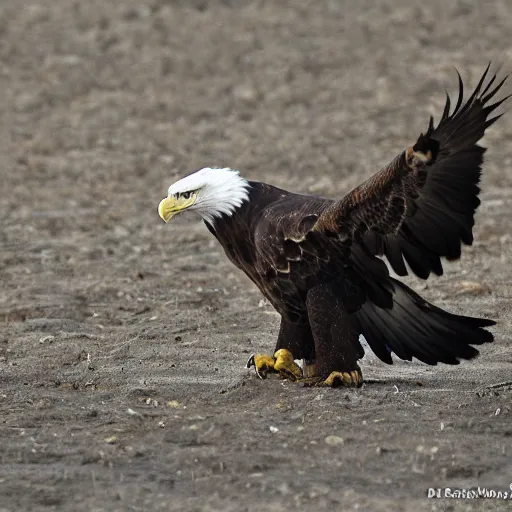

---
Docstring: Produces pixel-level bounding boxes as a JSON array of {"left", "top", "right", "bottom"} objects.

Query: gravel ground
[{"left": 1, "top": 1, "right": 511, "bottom": 511}]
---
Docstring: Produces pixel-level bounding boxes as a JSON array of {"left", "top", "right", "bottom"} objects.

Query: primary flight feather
[{"left": 158, "top": 65, "right": 507, "bottom": 387}]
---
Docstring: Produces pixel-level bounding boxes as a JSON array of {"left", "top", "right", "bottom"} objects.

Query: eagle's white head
[{"left": 158, "top": 167, "right": 250, "bottom": 224}]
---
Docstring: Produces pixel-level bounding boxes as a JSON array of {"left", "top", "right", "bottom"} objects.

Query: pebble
[{"left": 325, "top": 435, "right": 344, "bottom": 446}]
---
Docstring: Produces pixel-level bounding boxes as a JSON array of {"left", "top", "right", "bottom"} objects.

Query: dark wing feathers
[
  {"left": 245, "top": 67, "right": 500, "bottom": 364},
  {"left": 251, "top": 65, "right": 505, "bottom": 323},
  {"left": 315, "top": 65, "right": 509, "bottom": 279},
  {"left": 255, "top": 201, "right": 330, "bottom": 278}
]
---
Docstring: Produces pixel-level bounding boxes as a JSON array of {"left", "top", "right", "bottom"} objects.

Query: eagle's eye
[{"left": 182, "top": 191, "right": 191, "bottom": 199}]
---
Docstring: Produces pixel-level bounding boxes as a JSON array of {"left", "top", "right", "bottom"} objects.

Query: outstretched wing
[{"left": 316, "top": 64, "right": 509, "bottom": 279}]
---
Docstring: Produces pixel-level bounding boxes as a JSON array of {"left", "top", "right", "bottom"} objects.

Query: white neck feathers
[{"left": 168, "top": 167, "right": 251, "bottom": 224}]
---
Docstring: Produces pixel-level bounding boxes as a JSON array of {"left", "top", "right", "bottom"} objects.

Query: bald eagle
[{"left": 158, "top": 65, "right": 507, "bottom": 387}]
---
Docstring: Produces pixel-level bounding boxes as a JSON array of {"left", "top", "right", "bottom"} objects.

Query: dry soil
[{"left": 1, "top": 1, "right": 512, "bottom": 511}]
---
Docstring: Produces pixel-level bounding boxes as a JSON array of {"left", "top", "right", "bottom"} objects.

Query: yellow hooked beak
[
  {"left": 158, "top": 194, "right": 197, "bottom": 223},
  {"left": 158, "top": 197, "right": 178, "bottom": 223}
]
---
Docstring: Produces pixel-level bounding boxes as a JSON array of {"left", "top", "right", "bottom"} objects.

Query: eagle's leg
[
  {"left": 246, "top": 317, "right": 311, "bottom": 381},
  {"left": 272, "top": 316, "right": 314, "bottom": 381},
  {"left": 304, "top": 284, "right": 364, "bottom": 388}
]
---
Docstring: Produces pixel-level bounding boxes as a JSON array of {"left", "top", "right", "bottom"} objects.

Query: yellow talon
[
  {"left": 246, "top": 354, "right": 275, "bottom": 379},
  {"left": 314, "top": 369, "right": 363, "bottom": 388},
  {"left": 247, "top": 350, "right": 363, "bottom": 387},
  {"left": 273, "top": 349, "right": 303, "bottom": 381},
  {"left": 246, "top": 349, "right": 303, "bottom": 381}
]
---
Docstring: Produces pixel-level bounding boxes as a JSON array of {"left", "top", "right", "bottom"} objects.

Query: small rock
[
  {"left": 277, "top": 482, "right": 291, "bottom": 495},
  {"left": 233, "top": 84, "right": 259, "bottom": 105},
  {"left": 325, "top": 435, "right": 344, "bottom": 446},
  {"left": 455, "top": 281, "right": 490, "bottom": 296},
  {"left": 39, "top": 335, "right": 55, "bottom": 344},
  {"left": 114, "top": 225, "right": 130, "bottom": 238}
]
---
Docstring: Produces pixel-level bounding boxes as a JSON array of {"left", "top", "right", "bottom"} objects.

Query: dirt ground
[{"left": 1, "top": 0, "right": 512, "bottom": 510}]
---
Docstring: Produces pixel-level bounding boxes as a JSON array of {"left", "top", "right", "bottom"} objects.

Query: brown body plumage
[{"left": 161, "top": 65, "right": 507, "bottom": 386}]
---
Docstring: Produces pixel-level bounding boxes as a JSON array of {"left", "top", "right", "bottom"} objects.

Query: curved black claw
[
  {"left": 246, "top": 353, "right": 275, "bottom": 379},
  {"left": 246, "top": 350, "right": 303, "bottom": 381}
]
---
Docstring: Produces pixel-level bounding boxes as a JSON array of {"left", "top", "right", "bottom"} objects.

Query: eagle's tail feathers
[{"left": 354, "top": 278, "right": 495, "bottom": 365}]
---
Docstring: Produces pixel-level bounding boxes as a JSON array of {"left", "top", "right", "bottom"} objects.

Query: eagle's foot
[
  {"left": 246, "top": 353, "right": 276, "bottom": 379},
  {"left": 273, "top": 349, "right": 303, "bottom": 381},
  {"left": 246, "top": 349, "right": 303, "bottom": 381},
  {"left": 304, "top": 368, "right": 363, "bottom": 388}
]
